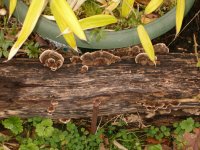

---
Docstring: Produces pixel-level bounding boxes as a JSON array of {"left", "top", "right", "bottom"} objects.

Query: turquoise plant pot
[{"left": 4, "top": 0, "right": 195, "bottom": 49}]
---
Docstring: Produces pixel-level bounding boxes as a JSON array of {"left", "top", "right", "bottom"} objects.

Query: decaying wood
[{"left": 0, "top": 53, "right": 200, "bottom": 121}]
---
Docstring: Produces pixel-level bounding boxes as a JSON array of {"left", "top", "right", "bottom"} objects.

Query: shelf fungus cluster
[
  {"left": 70, "top": 51, "right": 121, "bottom": 73},
  {"left": 110, "top": 46, "right": 141, "bottom": 59},
  {"left": 137, "top": 101, "right": 181, "bottom": 118},
  {"left": 39, "top": 50, "right": 64, "bottom": 71},
  {"left": 135, "top": 43, "right": 169, "bottom": 65},
  {"left": 80, "top": 51, "right": 121, "bottom": 66},
  {"left": 139, "top": 43, "right": 169, "bottom": 54},
  {"left": 135, "top": 53, "right": 157, "bottom": 66}
]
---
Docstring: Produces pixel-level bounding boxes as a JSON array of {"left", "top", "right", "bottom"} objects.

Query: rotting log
[{"left": 0, "top": 53, "right": 200, "bottom": 121}]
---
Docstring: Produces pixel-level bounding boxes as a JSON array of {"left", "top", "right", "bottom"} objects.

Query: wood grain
[{"left": 0, "top": 53, "right": 199, "bottom": 119}]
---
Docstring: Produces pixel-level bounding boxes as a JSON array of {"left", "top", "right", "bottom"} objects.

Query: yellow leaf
[
  {"left": 105, "top": 0, "right": 120, "bottom": 13},
  {"left": 79, "top": 15, "right": 117, "bottom": 30},
  {"left": 137, "top": 25, "right": 156, "bottom": 63},
  {"left": 7, "top": 0, "right": 48, "bottom": 61},
  {"left": 144, "top": 0, "right": 163, "bottom": 15},
  {"left": 50, "top": 0, "right": 86, "bottom": 41},
  {"left": 176, "top": 0, "right": 185, "bottom": 36},
  {"left": 9, "top": 0, "right": 17, "bottom": 19},
  {"left": 121, "top": 0, "right": 135, "bottom": 18},
  {"left": 50, "top": 0, "right": 77, "bottom": 50},
  {"left": 58, "top": 15, "right": 117, "bottom": 38}
]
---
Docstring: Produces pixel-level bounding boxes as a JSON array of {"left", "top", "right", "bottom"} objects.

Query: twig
[
  {"left": 168, "top": 9, "right": 200, "bottom": 46},
  {"left": 90, "top": 99, "right": 101, "bottom": 134},
  {"left": 113, "top": 140, "right": 128, "bottom": 150}
]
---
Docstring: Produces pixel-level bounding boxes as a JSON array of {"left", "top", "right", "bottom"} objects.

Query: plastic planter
[{"left": 4, "top": 0, "right": 195, "bottom": 49}]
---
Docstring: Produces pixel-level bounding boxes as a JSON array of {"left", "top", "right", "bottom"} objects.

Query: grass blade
[
  {"left": 176, "top": 0, "right": 185, "bottom": 36},
  {"left": 9, "top": 0, "right": 17, "bottom": 19},
  {"left": 7, "top": 0, "right": 48, "bottom": 61},
  {"left": 121, "top": 0, "right": 135, "bottom": 18},
  {"left": 144, "top": 0, "right": 163, "bottom": 15},
  {"left": 137, "top": 25, "right": 156, "bottom": 63}
]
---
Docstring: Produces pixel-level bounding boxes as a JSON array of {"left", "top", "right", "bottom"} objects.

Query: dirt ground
[{"left": 152, "top": 0, "right": 200, "bottom": 53}]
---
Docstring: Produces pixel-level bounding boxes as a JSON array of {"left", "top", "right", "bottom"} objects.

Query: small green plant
[
  {"left": 0, "top": 30, "right": 13, "bottom": 58},
  {"left": 24, "top": 42, "right": 41, "bottom": 58},
  {"left": 108, "top": 128, "right": 142, "bottom": 150},
  {"left": 146, "top": 144, "right": 162, "bottom": 150},
  {"left": 1, "top": 116, "right": 23, "bottom": 135},
  {"left": 35, "top": 119, "right": 54, "bottom": 137},
  {"left": 173, "top": 117, "right": 200, "bottom": 149},
  {"left": 145, "top": 125, "right": 170, "bottom": 141}
]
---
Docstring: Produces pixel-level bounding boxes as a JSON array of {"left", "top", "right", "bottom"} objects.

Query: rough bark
[{"left": 0, "top": 53, "right": 200, "bottom": 120}]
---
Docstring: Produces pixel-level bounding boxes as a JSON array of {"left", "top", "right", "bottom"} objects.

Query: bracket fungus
[
  {"left": 39, "top": 50, "right": 64, "bottom": 71},
  {"left": 111, "top": 46, "right": 141, "bottom": 59},
  {"left": 135, "top": 53, "right": 157, "bottom": 66},
  {"left": 70, "top": 56, "right": 81, "bottom": 65},
  {"left": 80, "top": 65, "right": 89, "bottom": 74},
  {"left": 80, "top": 51, "right": 121, "bottom": 66},
  {"left": 153, "top": 43, "right": 169, "bottom": 54},
  {"left": 140, "top": 43, "right": 169, "bottom": 54}
]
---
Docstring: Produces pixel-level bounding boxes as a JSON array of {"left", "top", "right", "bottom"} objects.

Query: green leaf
[
  {"left": 3, "top": 50, "right": 9, "bottom": 58},
  {"left": 35, "top": 119, "right": 54, "bottom": 137},
  {"left": 2, "top": 116, "right": 23, "bottom": 135},
  {"left": 147, "top": 144, "right": 162, "bottom": 150},
  {"left": 160, "top": 126, "right": 167, "bottom": 132},
  {"left": 0, "top": 51, "right": 2, "bottom": 58},
  {"left": 145, "top": 0, "right": 163, "bottom": 15},
  {"left": 176, "top": 0, "right": 185, "bottom": 36},
  {"left": 180, "top": 117, "right": 194, "bottom": 132},
  {"left": 137, "top": 25, "right": 156, "bottom": 63},
  {"left": 19, "top": 143, "right": 39, "bottom": 150}
]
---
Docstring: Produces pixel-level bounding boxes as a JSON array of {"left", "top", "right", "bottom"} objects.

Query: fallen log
[{"left": 0, "top": 53, "right": 200, "bottom": 121}]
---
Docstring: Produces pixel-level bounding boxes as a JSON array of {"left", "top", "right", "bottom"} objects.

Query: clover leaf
[
  {"left": 2, "top": 116, "right": 23, "bottom": 135},
  {"left": 35, "top": 119, "right": 54, "bottom": 137},
  {"left": 180, "top": 117, "right": 194, "bottom": 133}
]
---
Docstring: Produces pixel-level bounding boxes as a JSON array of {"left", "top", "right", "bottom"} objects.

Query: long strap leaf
[
  {"left": 176, "top": 0, "right": 185, "bottom": 36},
  {"left": 137, "top": 25, "right": 156, "bottom": 63},
  {"left": 7, "top": 0, "right": 48, "bottom": 61},
  {"left": 50, "top": 0, "right": 86, "bottom": 41},
  {"left": 121, "top": 0, "right": 135, "bottom": 18},
  {"left": 9, "top": 0, "right": 17, "bottom": 19},
  {"left": 145, "top": 0, "right": 163, "bottom": 15},
  {"left": 79, "top": 15, "right": 117, "bottom": 30},
  {"left": 50, "top": 0, "right": 77, "bottom": 50}
]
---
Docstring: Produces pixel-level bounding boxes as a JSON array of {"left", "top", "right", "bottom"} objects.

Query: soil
[{"left": 151, "top": 0, "right": 200, "bottom": 53}]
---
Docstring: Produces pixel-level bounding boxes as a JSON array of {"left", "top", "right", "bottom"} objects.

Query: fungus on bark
[
  {"left": 80, "top": 51, "right": 121, "bottom": 66},
  {"left": 70, "top": 56, "right": 81, "bottom": 65},
  {"left": 39, "top": 50, "right": 64, "bottom": 71},
  {"left": 80, "top": 65, "right": 89, "bottom": 74},
  {"left": 110, "top": 46, "right": 141, "bottom": 59},
  {"left": 135, "top": 53, "right": 157, "bottom": 66}
]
